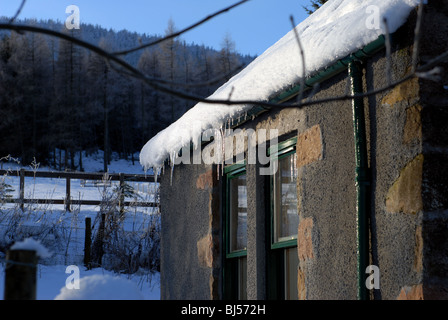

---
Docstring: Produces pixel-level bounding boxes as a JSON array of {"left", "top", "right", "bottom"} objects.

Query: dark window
[{"left": 223, "top": 163, "right": 247, "bottom": 299}]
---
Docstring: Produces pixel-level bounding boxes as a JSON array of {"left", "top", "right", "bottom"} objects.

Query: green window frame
[
  {"left": 223, "top": 161, "right": 247, "bottom": 300},
  {"left": 270, "top": 137, "right": 299, "bottom": 249},
  {"left": 267, "top": 136, "right": 299, "bottom": 300}
]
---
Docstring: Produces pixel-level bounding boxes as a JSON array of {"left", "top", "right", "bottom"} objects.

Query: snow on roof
[{"left": 140, "top": 0, "right": 419, "bottom": 172}]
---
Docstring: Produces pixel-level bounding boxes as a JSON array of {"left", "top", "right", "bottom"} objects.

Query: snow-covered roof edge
[{"left": 140, "top": 0, "right": 420, "bottom": 173}]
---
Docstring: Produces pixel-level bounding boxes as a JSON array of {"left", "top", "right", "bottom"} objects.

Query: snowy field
[
  {"left": 0, "top": 152, "right": 161, "bottom": 300},
  {"left": 0, "top": 263, "right": 160, "bottom": 300}
]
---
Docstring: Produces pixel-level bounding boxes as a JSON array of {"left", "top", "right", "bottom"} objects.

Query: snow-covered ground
[
  {"left": 0, "top": 263, "right": 160, "bottom": 300},
  {"left": 0, "top": 151, "right": 161, "bottom": 300},
  {"left": 1, "top": 150, "right": 148, "bottom": 174},
  {"left": 1, "top": 150, "right": 157, "bottom": 212}
]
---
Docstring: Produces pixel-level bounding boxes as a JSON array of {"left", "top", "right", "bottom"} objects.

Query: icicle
[
  {"left": 220, "top": 125, "right": 225, "bottom": 179},
  {"left": 290, "top": 155, "right": 293, "bottom": 181},
  {"left": 169, "top": 151, "right": 176, "bottom": 186},
  {"left": 214, "top": 127, "right": 221, "bottom": 181},
  {"left": 153, "top": 166, "right": 159, "bottom": 184}
]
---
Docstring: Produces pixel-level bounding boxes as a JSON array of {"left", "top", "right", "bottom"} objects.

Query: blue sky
[{"left": 0, "top": 0, "right": 310, "bottom": 56}]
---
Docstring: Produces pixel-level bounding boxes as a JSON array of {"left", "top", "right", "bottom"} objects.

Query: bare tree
[
  {"left": 86, "top": 38, "right": 114, "bottom": 172},
  {"left": 219, "top": 32, "right": 238, "bottom": 81},
  {"left": 160, "top": 18, "right": 179, "bottom": 123}
]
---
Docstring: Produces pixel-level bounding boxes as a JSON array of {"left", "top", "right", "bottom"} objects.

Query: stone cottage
[{"left": 140, "top": 0, "right": 448, "bottom": 300}]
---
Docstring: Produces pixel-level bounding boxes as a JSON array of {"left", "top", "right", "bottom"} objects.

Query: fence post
[
  {"left": 92, "top": 213, "right": 106, "bottom": 267},
  {"left": 19, "top": 168, "right": 25, "bottom": 211},
  {"left": 119, "top": 173, "right": 125, "bottom": 217},
  {"left": 84, "top": 217, "right": 91, "bottom": 269},
  {"left": 65, "top": 176, "right": 71, "bottom": 212},
  {"left": 4, "top": 249, "right": 37, "bottom": 300}
]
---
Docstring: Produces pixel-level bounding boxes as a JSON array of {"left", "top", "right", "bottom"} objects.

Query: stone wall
[{"left": 159, "top": 163, "right": 221, "bottom": 299}]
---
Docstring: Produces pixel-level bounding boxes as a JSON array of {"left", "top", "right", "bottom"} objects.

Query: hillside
[{"left": 0, "top": 18, "right": 255, "bottom": 171}]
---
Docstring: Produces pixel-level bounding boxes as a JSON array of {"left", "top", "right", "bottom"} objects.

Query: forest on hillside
[{"left": 0, "top": 18, "right": 254, "bottom": 171}]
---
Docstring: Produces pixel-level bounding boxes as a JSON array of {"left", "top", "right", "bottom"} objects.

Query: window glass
[
  {"left": 273, "top": 153, "right": 298, "bottom": 243},
  {"left": 224, "top": 166, "right": 247, "bottom": 300},
  {"left": 229, "top": 174, "right": 247, "bottom": 252},
  {"left": 268, "top": 137, "right": 299, "bottom": 300}
]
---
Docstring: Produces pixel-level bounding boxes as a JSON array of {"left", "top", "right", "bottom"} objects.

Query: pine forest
[{"left": 0, "top": 18, "right": 254, "bottom": 171}]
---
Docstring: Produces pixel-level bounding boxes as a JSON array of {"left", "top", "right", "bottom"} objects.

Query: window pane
[
  {"left": 285, "top": 247, "right": 299, "bottom": 300},
  {"left": 229, "top": 174, "right": 247, "bottom": 252},
  {"left": 273, "top": 153, "right": 298, "bottom": 243}
]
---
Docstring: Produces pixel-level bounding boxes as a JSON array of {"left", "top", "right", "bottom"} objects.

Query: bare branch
[
  {"left": 0, "top": 23, "right": 143, "bottom": 78},
  {"left": 113, "top": 0, "right": 250, "bottom": 56},
  {"left": 290, "top": 15, "right": 306, "bottom": 103},
  {"left": 8, "top": 0, "right": 26, "bottom": 24},
  {"left": 177, "top": 64, "right": 246, "bottom": 88},
  {"left": 415, "top": 66, "right": 443, "bottom": 82},
  {"left": 412, "top": 0, "right": 425, "bottom": 72},
  {"left": 383, "top": 17, "right": 392, "bottom": 86},
  {"left": 306, "top": 83, "right": 320, "bottom": 103},
  {"left": 1, "top": 14, "right": 447, "bottom": 113},
  {"left": 416, "top": 49, "right": 448, "bottom": 72},
  {"left": 0, "top": 23, "right": 234, "bottom": 94},
  {"left": 292, "top": 73, "right": 415, "bottom": 109}
]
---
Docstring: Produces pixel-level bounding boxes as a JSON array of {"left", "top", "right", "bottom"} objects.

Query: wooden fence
[{"left": 0, "top": 169, "right": 158, "bottom": 212}]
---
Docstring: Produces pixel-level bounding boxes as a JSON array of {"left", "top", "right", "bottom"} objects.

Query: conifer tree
[
  {"left": 160, "top": 18, "right": 179, "bottom": 124},
  {"left": 303, "top": 0, "right": 328, "bottom": 15},
  {"left": 219, "top": 32, "right": 238, "bottom": 81}
]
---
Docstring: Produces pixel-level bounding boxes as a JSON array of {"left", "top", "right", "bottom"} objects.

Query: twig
[
  {"left": 417, "top": 50, "right": 448, "bottom": 72},
  {"left": 412, "top": 0, "right": 425, "bottom": 72},
  {"left": 306, "top": 83, "right": 320, "bottom": 103},
  {"left": 124, "top": 62, "right": 246, "bottom": 89},
  {"left": 290, "top": 15, "right": 306, "bottom": 103},
  {"left": 174, "top": 64, "right": 245, "bottom": 88},
  {"left": 113, "top": 0, "right": 250, "bottom": 56},
  {"left": 415, "top": 66, "right": 442, "bottom": 82},
  {"left": 295, "top": 73, "right": 416, "bottom": 109},
  {"left": 1, "top": 17, "right": 447, "bottom": 111},
  {"left": 8, "top": 0, "right": 27, "bottom": 24},
  {"left": 383, "top": 17, "right": 392, "bottom": 86}
]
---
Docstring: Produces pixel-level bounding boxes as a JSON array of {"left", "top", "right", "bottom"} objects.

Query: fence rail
[{"left": 0, "top": 169, "right": 158, "bottom": 212}]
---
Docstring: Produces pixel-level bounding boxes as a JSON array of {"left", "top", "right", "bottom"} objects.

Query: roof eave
[{"left": 229, "top": 34, "right": 386, "bottom": 129}]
